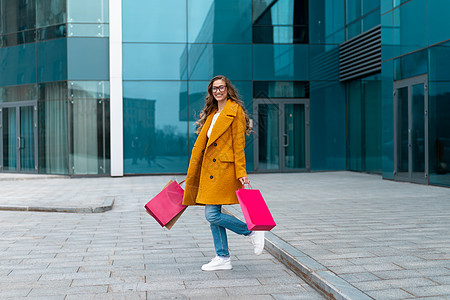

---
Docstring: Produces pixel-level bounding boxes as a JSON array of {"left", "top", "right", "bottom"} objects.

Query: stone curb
[
  {"left": 0, "top": 197, "right": 115, "bottom": 214},
  {"left": 224, "top": 207, "right": 374, "bottom": 300}
]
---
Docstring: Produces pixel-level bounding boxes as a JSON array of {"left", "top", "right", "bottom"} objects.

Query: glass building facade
[{"left": 1, "top": 0, "right": 450, "bottom": 188}]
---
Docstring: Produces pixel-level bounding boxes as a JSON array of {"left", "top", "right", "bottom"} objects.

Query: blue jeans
[{"left": 205, "top": 205, "right": 251, "bottom": 257}]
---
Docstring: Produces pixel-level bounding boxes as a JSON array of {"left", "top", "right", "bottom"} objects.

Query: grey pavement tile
[
  {"left": 28, "top": 285, "right": 108, "bottom": 297},
  {"left": 365, "top": 288, "right": 415, "bottom": 299},
  {"left": 272, "top": 293, "right": 325, "bottom": 300},
  {"left": 185, "top": 278, "right": 261, "bottom": 289},
  {"left": 429, "top": 275, "right": 450, "bottom": 285},
  {"left": 225, "top": 284, "right": 308, "bottom": 296},
  {"left": 339, "top": 272, "right": 382, "bottom": 283},
  {"left": 65, "top": 292, "right": 147, "bottom": 300},
  {"left": 0, "top": 288, "right": 31, "bottom": 298},
  {"left": 406, "top": 285, "right": 450, "bottom": 298}
]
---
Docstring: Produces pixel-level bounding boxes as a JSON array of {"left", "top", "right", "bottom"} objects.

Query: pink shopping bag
[
  {"left": 144, "top": 180, "right": 187, "bottom": 230},
  {"left": 236, "top": 184, "right": 276, "bottom": 231}
]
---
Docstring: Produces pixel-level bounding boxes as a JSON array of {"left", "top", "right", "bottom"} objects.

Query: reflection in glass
[
  {"left": 258, "top": 104, "right": 279, "bottom": 170},
  {"left": 123, "top": 81, "right": 188, "bottom": 174},
  {"left": 411, "top": 84, "right": 425, "bottom": 178},
  {"left": 253, "top": 81, "right": 309, "bottom": 98},
  {"left": 123, "top": 44, "right": 187, "bottom": 80},
  {"left": 67, "top": 0, "right": 108, "bottom": 23},
  {"left": 2, "top": 107, "right": 17, "bottom": 171},
  {"left": 0, "top": 0, "right": 36, "bottom": 34},
  {"left": 429, "top": 82, "right": 450, "bottom": 187},
  {"left": 393, "top": 49, "right": 427, "bottom": 81},
  {"left": 36, "top": 0, "right": 66, "bottom": 28},
  {"left": 396, "top": 86, "right": 408, "bottom": 173},
  {"left": 309, "top": 0, "right": 345, "bottom": 44},
  {"left": 20, "top": 106, "right": 35, "bottom": 172},
  {"left": 0, "top": 84, "right": 38, "bottom": 103},
  {"left": 189, "top": 0, "right": 251, "bottom": 43},
  {"left": 284, "top": 104, "right": 305, "bottom": 169},
  {"left": 38, "top": 82, "right": 69, "bottom": 174},
  {"left": 68, "top": 23, "right": 109, "bottom": 37}
]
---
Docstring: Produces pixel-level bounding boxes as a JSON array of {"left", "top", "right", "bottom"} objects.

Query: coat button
[
  {"left": 210, "top": 175, "right": 213, "bottom": 179},
  {"left": 213, "top": 158, "right": 216, "bottom": 162},
  {"left": 213, "top": 142, "right": 217, "bottom": 146}
]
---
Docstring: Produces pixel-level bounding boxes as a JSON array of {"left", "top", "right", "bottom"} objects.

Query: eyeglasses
[{"left": 212, "top": 85, "right": 226, "bottom": 93}]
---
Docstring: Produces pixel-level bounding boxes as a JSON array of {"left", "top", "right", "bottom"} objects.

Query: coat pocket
[{"left": 219, "top": 152, "right": 234, "bottom": 162}]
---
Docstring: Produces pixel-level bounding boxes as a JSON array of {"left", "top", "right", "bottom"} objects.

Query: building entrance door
[
  {"left": 394, "top": 75, "right": 428, "bottom": 184},
  {"left": 0, "top": 102, "right": 38, "bottom": 173},
  {"left": 253, "top": 98, "right": 310, "bottom": 172}
]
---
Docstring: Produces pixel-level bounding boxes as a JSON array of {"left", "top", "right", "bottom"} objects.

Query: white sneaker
[
  {"left": 201, "top": 256, "right": 232, "bottom": 271},
  {"left": 249, "top": 231, "right": 265, "bottom": 255}
]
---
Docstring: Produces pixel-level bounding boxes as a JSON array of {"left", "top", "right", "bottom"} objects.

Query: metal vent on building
[{"left": 339, "top": 25, "right": 381, "bottom": 81}]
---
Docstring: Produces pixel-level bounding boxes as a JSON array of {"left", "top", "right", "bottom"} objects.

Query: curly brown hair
[{"left": 195, "top": 75, "right": 251, "bottom": 135}]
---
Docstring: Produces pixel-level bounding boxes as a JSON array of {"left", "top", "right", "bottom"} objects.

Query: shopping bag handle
[
  {"left": 179, "top": 179, "right": 186, "bottom": 185},
  {"left": 241, "top": 183, "right": 253, "bottom": 189}
]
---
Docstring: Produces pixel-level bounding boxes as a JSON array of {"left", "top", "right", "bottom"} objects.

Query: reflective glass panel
[
  {"left": 69, "top": 98, "right": 109, "bottom": 175},
  {"left": 0, "top": 84, "right": 38, "bottom": 103},
  {"left": 67, "top": 38, "right": 109, "bottom": 80},
  {"left": 309, "top": 44, "right": 340, "bottom": 81},
  {"left": 396, "top": 86, "right": 408, "bottom": 173},
  {"left": 123, "top": 0, "right": 186, "bottom": 42},
  {"left": 362, "top": 0, "right": 379, "bottom": 15},
  {"left": 346, "top": 0, "right": 362, "bottom": 24},
  {"left": 362, "top": 9, "right": 380, "bottom": 32},
  {"left": 394, "top": 49, "right": 427, "bottom": 81},
  {"left": 67, "top": 0, "right": 108, "bottom": 23},
  {"left": 381, "top": 59, "right": 394, "bottom": 178},
  {"left": 381, "top": 11, "right": 393, "bottom": 61},
  {"left": 428, "top": 1, "right": 450, "bottom": 46},
  {"left": 36, "top": 0, "right": 66, "bottom": 28},
  {"left": 20, "top": 106, "right": 35, "bottom": 172},
  {"left": 2, "top": 107, "right": 17, "bottom": 171},
  {"left": 188, "top": 44, "right": 252, "bottom": 80},
  {"left": 188, "top": 0, "right": 251, "bottom": 43},
  {"left": 381, "top": 0, "right": 393, "bottom": 14},
  {"left": 123, "top": 44, "right": 187, "bottom": 80},
  {"left": 393, "top": 0, "right": 426, "bottom": 57},
  {"left": 0, "top": 0, "right": 36, "bottom": 34},
  {"left": 38, "top": 82, "right": 69, "bottom": 175},
  {"left": 428, "top": 82, "right": 450, "bottom": 187},
  {"left": 123, "top": 81, "right": 189, "bottom": 174},
  {"left": 411, "top": 83, "right": 425, "bottom": 178},
  {"left": 284, "top": 103, "right": 305, "bottom": 169},
  {"left": 0, "top": 43, "right": 37, "bottom": 86},
  {"left": 310, "top": 81, "right": 345, "bottom": 170},
  {"left": 253, "top": 81, "right": 309, "bottom": 98},
  {"left": 309, "top": 0, "right": 345, "bottom": 44},
  {"left": 37, "top": 38, "right": 67, "bottom": 83},
  {"left": 258, "top": 104, "right": 279, "bottom": 170},
  {"left": 429, "top": 41, "right": 450, "bottom": 82},
  {"left": 253, "top": 44, "right": 308, "bottom": 81},
  {"left": 67, "top": 23, "right": 109, "bottom": 37}
]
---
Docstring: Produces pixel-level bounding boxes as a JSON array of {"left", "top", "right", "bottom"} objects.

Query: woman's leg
[
  {"left": 205, "top": 205, "right": 230, "bottom": 257},
  {"left": 205, "top": 205, "right": 251, "bottom": 240}
]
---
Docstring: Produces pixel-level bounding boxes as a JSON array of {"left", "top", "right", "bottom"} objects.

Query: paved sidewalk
[
  {"left": 1, "top": 172, "right": 450, "bottom": 299},
  {"left": 0, "top": 175, "right": 323, "bottom": 300}
]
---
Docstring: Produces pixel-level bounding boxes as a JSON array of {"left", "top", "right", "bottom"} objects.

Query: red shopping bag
[
  {"left": 236, "top": 184, "right": 276, "bottom": 231},
  {"left": 144, "top": 180, "right": 187, "bottom": 230}
]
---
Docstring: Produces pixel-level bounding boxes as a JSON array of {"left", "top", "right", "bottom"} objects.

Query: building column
[{"left": 109, "top": 0, "right": 123, "bottom": 176}]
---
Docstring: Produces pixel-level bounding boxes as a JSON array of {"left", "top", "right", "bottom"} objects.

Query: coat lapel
[{"left": 206, "top": 99, "right": 238, "bottom": 148}]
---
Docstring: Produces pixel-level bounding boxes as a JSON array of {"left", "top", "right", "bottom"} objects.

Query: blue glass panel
[
  {"left": 67, "top": 38, "right": 108, "bottom": 80},
  {"left": 188, "top": 44, "right": 251, "bottom": 80},
  {"left": 67, "top": 0, "right": 108, "bottom": 23},
  {"left": 309, "top": 0, "right": 345, "bottom": 44},
  {"left": 362, "top": 9, "right": 380, "bottom": 32},
  {"left": 123, "top": 44, "right": 188, "bottom": 80},
  {"left": 37, "top": 38, "right": 67, "bottom": 83},
  {"left": 188, "top": 0, "right": 251, "bottom": 43},
  {"left": 310, "top": 81, "right": 346, "bottom": 170},
  {"left": 253, "top": 44, "right": 308, "bottom": 81},
  {"left": 187, "top": 80, "right": 253, "bottom": 170},
  {"left": 428, "top": 2, "right": 450, "bottom": 46},
  {"left": 428, "top": 81, "right": 450, "bottom": 187},
  {"left": 381, "top": 11, "right": 393, "bottom": 61},
  {"left": 362, "top": 0, "right": 380, "bottom": 15},
  {"left": 393, "top": 49, "right": 427, "bottom": 81},
  {"left": 381, "top": 59, "right": 394, "bottom": 179},
  {"left": 0, "top": 44, "right": 37, "bottom": 86},
  {"left": 429, "top": 41, "right": 450, "bottom": 82},
  {"left": 123, "top": 81, "right": 189, "bottom": 174},
  {"left": 347, "top": 19, "right": 361, "bottom": 39},
  {"left": 309, "top": 44, "right": 339, "bottom": 81},
  {"left": 346, "top": 0, "right": 361, "bottom": 24},
  {"left": 122, "top": 0, "right": 186, "bottom": 42},
  {"left": 393, "top": 0, "right": 427, "bottom": 57},
  {"left": 381, "top": 0, "right": 393, "bottom": 14},
  {"left": 37, "top": 0, "right": 66, "bottom": 28}
]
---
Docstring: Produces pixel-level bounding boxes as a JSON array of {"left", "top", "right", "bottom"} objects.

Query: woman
[{"left": 183, "top": 75, "right": 265, "bottom": 271}]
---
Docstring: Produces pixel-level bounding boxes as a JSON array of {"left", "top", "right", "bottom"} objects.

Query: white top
[{"left": 207, "top": 112, "right": 220, "bottom": 138}]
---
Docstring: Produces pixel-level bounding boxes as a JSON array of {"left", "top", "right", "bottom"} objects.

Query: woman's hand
[{"left": 238, "top": 176, "right": 250, "bottom": 185}]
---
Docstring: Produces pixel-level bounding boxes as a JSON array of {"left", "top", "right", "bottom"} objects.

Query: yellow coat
[{"left": 183, "top": 99, "right": 247, "bottom": 206}]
